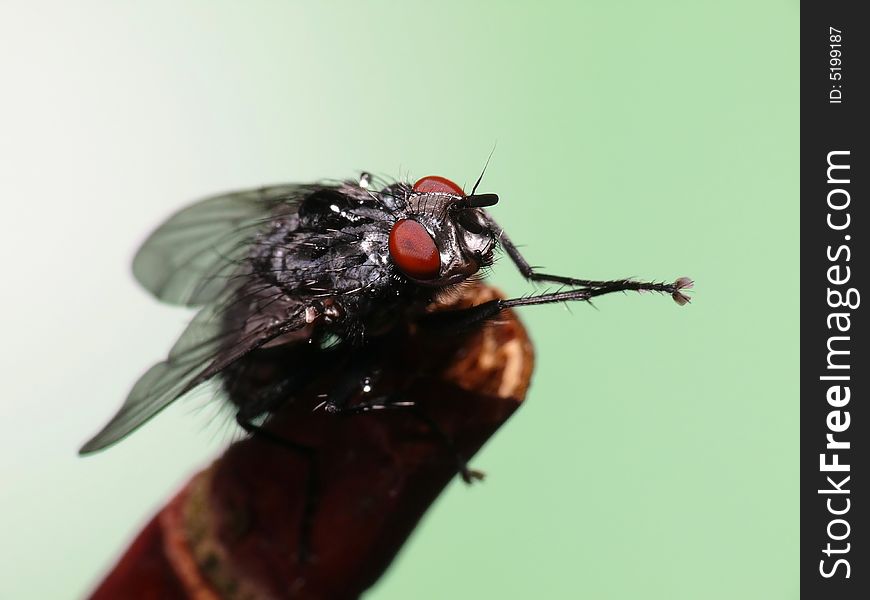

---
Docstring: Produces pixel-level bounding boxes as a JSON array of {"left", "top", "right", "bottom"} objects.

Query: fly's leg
[
  {"left": 320, "top": 355, "right": 383, "bottom": 414},
  {"left": 408, "top": 404, "right": 486, "bottom": 484},
  {"left": 236, "top": 415, "right": 319, "bottom": 563},
  {"left": 330, "top": 395, "right": 485, "bottom": 484},
  {"left": 420, "top": 278, "right": 693, "bottom": 333},
  {"left": 485, "top": 213, "right": 692, "bottom": 291}
]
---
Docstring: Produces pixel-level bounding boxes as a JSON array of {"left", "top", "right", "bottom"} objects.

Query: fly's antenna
[
  {"left": 469, "top": 143, "right": 497, "bottom": 197},
  {"left": 457, "top": 144, "right": 499, "bottom": 210},
  {"left": 459, "top": 193, "right": 499, "bottom": 209}
]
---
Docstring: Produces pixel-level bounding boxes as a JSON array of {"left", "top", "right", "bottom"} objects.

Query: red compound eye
[
  {"left": 412, "top": 175, "right": 465, "bottom": 196},
  {"left": 389, "top": 219, "right": 440, "bottom": 280}
]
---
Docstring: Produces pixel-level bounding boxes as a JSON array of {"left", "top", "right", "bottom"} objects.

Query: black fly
[
  {"left": 80, "top": 172, "right": 691, "bottom": 554},
  {"left": 81, "top": 170, "right": 692, "bottom": 453}
]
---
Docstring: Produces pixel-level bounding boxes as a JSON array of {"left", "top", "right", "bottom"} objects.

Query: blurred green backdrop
[{"left": 0, "top": 1, "right": 798, "bottom": 598}]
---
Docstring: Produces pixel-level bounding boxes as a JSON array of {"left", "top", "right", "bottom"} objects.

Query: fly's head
[{"left": 388, "top": 175, "right": 498, "bottom": 287}]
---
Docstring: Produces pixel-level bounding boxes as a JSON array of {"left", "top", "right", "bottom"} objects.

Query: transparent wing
[
  {"left": 132, "top": 184, "right": 314, "bottom": 307},
  {"left": 79, "top": 284, "right": 309, "bottom": 455}
]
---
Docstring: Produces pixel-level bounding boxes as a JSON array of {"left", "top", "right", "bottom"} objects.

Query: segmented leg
[
  {"left": 236, "top": 415, "right": 319, "bottom": 563},
  {"left": 485, "top": 212, "right": 693, "bottom": 298},
  {"left": 330, "top": 395, "right": 484, "bottom": 484}
]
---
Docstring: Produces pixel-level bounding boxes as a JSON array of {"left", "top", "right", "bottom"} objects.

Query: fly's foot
[
  {"left": 671, "top": 276, "right": 694, "bottom": 306},
  {"left": 460, "top": 465, "right": 486, "bottom": 484}
]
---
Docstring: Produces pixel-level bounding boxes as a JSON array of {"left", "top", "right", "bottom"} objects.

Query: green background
[{"left": 0, "top": 1, "right": 798, "bottom": 598}]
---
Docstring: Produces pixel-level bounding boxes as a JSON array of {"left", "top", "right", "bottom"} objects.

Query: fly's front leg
[
  {"left": 485, "top": 212, "right": 689, "bottom": 291},
  {"left": 420, "top": 277, "right": 693, "bottom": 333}
]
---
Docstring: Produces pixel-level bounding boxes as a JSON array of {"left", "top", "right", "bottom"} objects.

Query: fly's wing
[
  {"left": 80, "top": 183, "right": 323, "bottom": 454},
  {"left": 79, "top": 286, "right": 308, "bottom": 454},
  {"left": 132, "top": 184, "right": 316, "bottom": 307}
]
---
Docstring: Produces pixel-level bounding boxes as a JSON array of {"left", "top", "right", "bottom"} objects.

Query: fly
[{"left": 80, "top": 171, "right": 692, "bottom": 556}]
